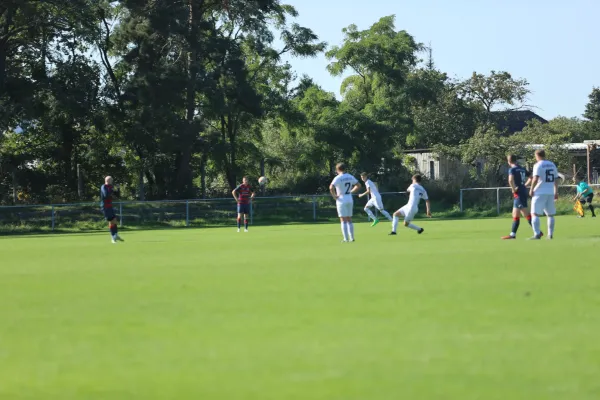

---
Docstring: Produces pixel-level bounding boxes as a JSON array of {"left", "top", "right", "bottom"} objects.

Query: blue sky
[{"left": 281, "top": 0, "right": 599, "bottom": 120}]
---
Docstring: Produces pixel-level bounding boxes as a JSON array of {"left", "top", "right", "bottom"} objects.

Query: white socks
[
  {"left": 407, "top": 223, "right": 420, "bottom": 231},
  {"left": 380, "top": 209, "right": 393, "bottom": 221},
  {"left": 341, "top": 222, "right": 348, "bottom": 241},
  {"left": 392, "top": 216, "right": 399, "bottom": 232},
  {"left": 532, "top": 215, "right": 541, "bottom": 236},
  {"left": 341, "top": 222, "right": 354, "bottom": 241},
  {"left": 548, "top": 216, "right": 555, "bottom": 237},
  {"left": 365, "top": 208, "right": 376, "bottom": 220},
  {"left": 348, "top": 222, "right": 354, "bottom": 241}
]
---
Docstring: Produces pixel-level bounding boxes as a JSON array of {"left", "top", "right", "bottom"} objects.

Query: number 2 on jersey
[
  {"left": 545, "top": 170, "right": 555, "bottom": 183},
  {"left": 344, "top": 182, "right": 352, "bottom": 194}
]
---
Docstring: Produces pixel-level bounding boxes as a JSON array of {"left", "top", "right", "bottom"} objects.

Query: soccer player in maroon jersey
[
  {"left": 100, "top": 176, "right": 124, "bottom": 243},
  {"left": 232, "top": 176, "right": 255, "bottom": 232}
]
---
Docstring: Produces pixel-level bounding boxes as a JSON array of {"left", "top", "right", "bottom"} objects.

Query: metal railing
[
  {"left": 459, "top": 184, "right": 600, "bottom": 214},
  {"left": 0, "top": 192, "right": 408, "bottom": 231}
]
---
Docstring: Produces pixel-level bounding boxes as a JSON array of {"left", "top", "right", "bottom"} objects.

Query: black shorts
[
  {"left": 103, "top": 208, "right": 116, "bottom": 221},
  {"left": 581, "top": 193, "right": 594, "bottom": 204},
  {"left": 237, "top": 203, "right": 250, "bottom": 215}
]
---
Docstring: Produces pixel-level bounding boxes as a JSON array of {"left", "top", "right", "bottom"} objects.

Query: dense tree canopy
[{"left": 0, "top": 5, "right": 597, "bottom": 204}]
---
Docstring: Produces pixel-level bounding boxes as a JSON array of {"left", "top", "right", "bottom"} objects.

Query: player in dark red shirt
[
  {"left": 100, "top": 176, "right": 124, "bottom": 243},
  {"left": 232, "top": 176, "right": 255, "bottom": 232}
]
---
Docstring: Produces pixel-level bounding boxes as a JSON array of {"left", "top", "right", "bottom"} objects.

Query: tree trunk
[
  {"left": 138, "top": 167, "right": 145, "bottom": 201},
  {"left": 0, "top": 7, "right": 12, "bottom": 97},
  {"left": 77, "top": 164, "right": 83, "bottom": 199},
  {"left": 11, "top": 168, "right": 17, "bottom": 204},
  {"left": 200, "top": 154, "right": 206, "bottom": 198},
  {"left": 176, "top": 0, "right": 203, "bottom": 198}
]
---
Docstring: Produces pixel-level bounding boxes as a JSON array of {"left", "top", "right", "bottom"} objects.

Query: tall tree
[
  {"left": 458, "top": 71, "right": 530, "bottom": 113},
  {"left": 583, "top": 87, "right": 600, "bottom": 122}
]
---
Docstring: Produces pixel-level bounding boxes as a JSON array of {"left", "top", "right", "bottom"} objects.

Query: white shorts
[
  {"left": 531, "top": 194, "right": 556, "bottom": 216},
  {"left": 336, "top": 201, "right": 353, "bottom": 218},
  {"left": 365, "top": 197, "right": 384, "bottom": 210},
  {"left": 397, "top": 205, "right": 418, "bottom": 222}
]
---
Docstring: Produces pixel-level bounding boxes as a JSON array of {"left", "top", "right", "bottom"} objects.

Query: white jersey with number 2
[
  {"left": 406, "top": 183, "right": 428, "bottom": 211},
  {"left": 331, "top": 173, "right": 359, "bottom": 203},
  {"left": 532, "top": 160, "right": 558, "bottom": 195}
]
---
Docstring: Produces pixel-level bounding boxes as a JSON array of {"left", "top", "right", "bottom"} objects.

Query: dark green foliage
[{"left": 0, "top": 7, "right": 594, "bottom": 205}]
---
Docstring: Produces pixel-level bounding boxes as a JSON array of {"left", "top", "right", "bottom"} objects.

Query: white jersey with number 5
[
  {"left": 331, "top": 173, "right": 359, "bottom": 203},
  {"left": 532, "top": 160, "right": 558, "bottom": 195},
  {"left": 406, "top": 183, "right": 428, "bottom": 211}
]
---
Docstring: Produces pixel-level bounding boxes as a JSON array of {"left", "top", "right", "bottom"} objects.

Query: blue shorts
[
  {"left": 513, "top": 190, "right": 528, "bottom": 209},
  {"left": 237, "top": 203, "right": 250, "bottom": 215},
  {"left": 103, "top": 208, "right": 116, "bottom": 221}
]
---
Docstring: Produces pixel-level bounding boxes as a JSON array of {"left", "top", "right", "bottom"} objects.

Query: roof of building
[{"left": 491, "top": 110, "right": 548, "bottom": 134}]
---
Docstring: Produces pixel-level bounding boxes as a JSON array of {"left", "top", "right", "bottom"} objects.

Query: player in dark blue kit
[
  {"left": 502, "top": 155, "right": 540, "bottom": 239},
  {"left": 101, "top": 176, "right": 124, "bottom": 244}
]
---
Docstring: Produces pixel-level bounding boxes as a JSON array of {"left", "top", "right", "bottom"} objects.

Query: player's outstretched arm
[
  {"left": 425, "top": 199, "right": 432, "bottom": 217},
  {"left": 351, "top": 183, "right": 362, "bottom": 194},
  {"left": 359, "top": 185, "right": 370, "bottom": 198}
]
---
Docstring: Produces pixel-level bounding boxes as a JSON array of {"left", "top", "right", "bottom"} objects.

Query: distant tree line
[{"left": 1, "top": 1, "right": 599, "bottom": 204}]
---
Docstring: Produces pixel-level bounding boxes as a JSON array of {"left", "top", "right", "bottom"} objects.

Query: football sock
[
  {"left": 341, "top": 222, "right": 349, "bottom": 241},
  {"left": 511, "top": 217, "right": 520, "bottom": 235},
  {"left": 365, "top": 207, "right": 376, "bottom": 220},
  {"left": 380, "top": 209, "right": 393, "bottom": 221},
  {"left": 548, "top": 216, "right": 555, "bottom": 237},
  {"left": 526, "top": 215, "right": 532, "bottom": 226},
  {"left": 532, "top": 215, "right": 541, "bottom": 236},
  {"left": 237, "top": 217, "right": 241, "bottom": 229},
  {"left": 589, "top": 204, "right": 596, "bottom": 217},
  {"left": 407, "top": 223, "right": 420, "bottom": 231},
  {"left": 392, "top": 216, "right": 399, "bottom": 233},
  {"left": 109, "top": 223, "right": 118, "bottom": 238},
  {"left": 244, "top": 219, "right": 249, "bottom": 230},
  {"left": 348, "top": 222, "right": 355, "bottom": 240}
]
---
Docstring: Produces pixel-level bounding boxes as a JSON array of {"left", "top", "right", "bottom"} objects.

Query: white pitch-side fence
[
  {"left": 0, "top": 192, "right": 408, "bottom": 231},
  {"left": 459, "top": 184, "right": 600, "bottom": 214}
]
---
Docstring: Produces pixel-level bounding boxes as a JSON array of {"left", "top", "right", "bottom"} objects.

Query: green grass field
[{"left": 2, "top": 217, "right": 600, "bottom": 399}]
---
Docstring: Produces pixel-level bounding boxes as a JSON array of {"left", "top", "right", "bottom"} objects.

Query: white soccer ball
[{"left": 258, "top": 176, "right": 267, "bottom": 185}]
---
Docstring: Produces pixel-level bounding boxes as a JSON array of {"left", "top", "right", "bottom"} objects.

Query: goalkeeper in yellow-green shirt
[{"left": 574, "top": 176, "right": 595, "bottom": 217}]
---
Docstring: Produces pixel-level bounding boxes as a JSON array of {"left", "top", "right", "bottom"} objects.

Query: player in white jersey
[
  {"left": 358, "top": 172, "right": 393, "bottom": 226},
  {"left": 330, "top": 162, "right": 362, "bottom": 242},
  {"left": 390, "top": 174, "right": 431, "bottom": 235},
  {"left": 529, "top": 149, "right": 560, "bottom": 239}
]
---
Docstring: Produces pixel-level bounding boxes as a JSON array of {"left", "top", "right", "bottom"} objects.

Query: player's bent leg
[
  {"left": 404, "top": 218, "right": 424, "bottom": 234},
  {"left": 390, "top": 210, "right": 403, "bottom": 235},
  {"left": 378, "top": 207, "right": 393, "bottom": 222},
  {"left": 364, "top": 204, "right": 377, "bottom": 222},
  {"left": 587, "top": 196, "right": 596, "bottom": 217}
]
